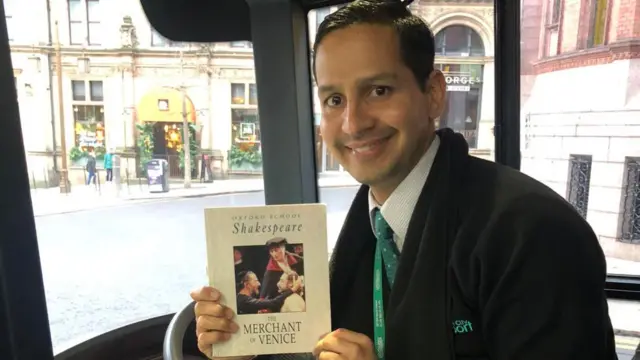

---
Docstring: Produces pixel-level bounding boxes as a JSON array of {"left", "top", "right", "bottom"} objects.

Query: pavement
[{"left": 29, "top": 172, "right": 361, "bottom": 216}]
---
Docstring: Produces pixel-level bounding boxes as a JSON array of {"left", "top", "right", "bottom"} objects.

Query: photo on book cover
[{"left": 234, "top": 239, "right": 306, "bottom": 315}]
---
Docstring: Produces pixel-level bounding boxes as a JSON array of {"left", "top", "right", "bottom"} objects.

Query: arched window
[
  {"left": 434, "top": 25, "right": 486, "bottom": 149},
  {"left": 435, "top": 25, "right": 485, "bottom": 57}
]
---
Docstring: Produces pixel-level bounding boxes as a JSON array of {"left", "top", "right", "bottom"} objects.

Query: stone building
[
  {"left": 8, "top": 0, "right": 260, "bottom": 186},
  {"left": 520, "top": 0, "right": 640, "bottom": 260}
]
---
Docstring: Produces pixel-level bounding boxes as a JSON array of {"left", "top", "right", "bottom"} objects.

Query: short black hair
[{"left": 312, "top": 0, "right": 435, "bottom": 92}]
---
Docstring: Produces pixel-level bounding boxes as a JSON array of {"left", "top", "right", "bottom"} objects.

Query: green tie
[{"left": 374, "top": 209, "right": 399, "bottom": 287}]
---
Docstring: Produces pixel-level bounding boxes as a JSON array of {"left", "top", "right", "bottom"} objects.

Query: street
[
  {"left": 35, "top": 186, "right": 640, "bottom": 357},
  {"left": 36, "top": 186, "right": 357, "bottom": 353}
]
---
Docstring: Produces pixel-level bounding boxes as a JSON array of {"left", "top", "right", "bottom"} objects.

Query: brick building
[{"left": 520, "top": 0, "right": 640, "bottom": 260}]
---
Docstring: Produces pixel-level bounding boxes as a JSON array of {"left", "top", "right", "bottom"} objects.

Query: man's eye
[
  {"left": 326, "top": 95, "right": 342, "bottom": 107},
  {"left": 371, "top": 86, "right": 391, "bottom": 97}
]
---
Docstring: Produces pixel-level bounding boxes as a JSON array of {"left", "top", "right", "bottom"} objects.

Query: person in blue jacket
[{"left": 103, "top": 148, "right": 113, "bottom": 182}]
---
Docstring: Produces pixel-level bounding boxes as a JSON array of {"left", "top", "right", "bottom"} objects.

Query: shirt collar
[{"left": 367, "top": 134, "right": 440, "bottom": 250}]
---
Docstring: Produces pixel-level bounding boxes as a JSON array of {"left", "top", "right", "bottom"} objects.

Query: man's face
[
  {"left": 246, "top": 273, "right": 260, "bottom": 295},
  {"left": 234, "top": 249, "right": 242, "bottom": 262},
  {"left": 277, "top": 273, "right": 291, "bottom": 292},
  {"left": 269, "top": 245, "right": 286, "bottom": 262},
  {"left": 315, "top": 24, "right": 445, "bottom": 194}
]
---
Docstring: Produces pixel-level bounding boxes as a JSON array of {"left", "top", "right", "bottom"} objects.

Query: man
[
  {"left": 190, "top": 1, "right": 617, "bottom": 359},
  {"left": 234, "top": 249, "right": 250, "bottom": 276},
  {"left": 259, "top": 237, "right": 304, "bottom": 301},
  {"left": 85, "top": 150, "right": 97, "bottom": 186},
  {"left": 277, "top": 271, "right": 306, "bottom": 313},
  {"left": 235, "top": 271, "right": 299, "bottom": 315},
  {"left": 104, "top": 147, "right": 114, "bottom": 182}
]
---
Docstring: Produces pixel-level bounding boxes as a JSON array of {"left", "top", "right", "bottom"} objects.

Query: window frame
[
  {"left": 4, "top": 15, "right": 12, "bottom": 42},
  {"left": 67, "top": 0, "right": 101, "bottom": 46},
  {"left": 618, "top": 157, "right": 640, "bottom": 244},
  {"left": 230, "top": 82, "right": 260, "bottom": 148},
  {"left": 86, "top": 0, "right": 101, "bottom": 46},
  {"left": 151, "top": 28, "right": 183, "bottom": 47},
  {"left": 566, "top": 154, "right": 593, "bottom": 219},
  {"left": 2, "top": 0, "right": 640, "bottom": 359},
  {"left": 70, "top": 79, "right": 106, "bottom": 150},
  {"left": 587, "top": 0, "right": 609, "bottom": 48}
]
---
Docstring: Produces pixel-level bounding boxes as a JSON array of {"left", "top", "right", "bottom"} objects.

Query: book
[{"left": 204, "top": 203, "right": 332, "bottom": 357}]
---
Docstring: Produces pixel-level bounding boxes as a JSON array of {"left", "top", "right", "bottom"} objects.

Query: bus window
[
  {"left": 9, "top": 0, "right": 271, "bottom": 353},
  {"left": 519, "top": 0, "right": 640, "bottom": 354}
]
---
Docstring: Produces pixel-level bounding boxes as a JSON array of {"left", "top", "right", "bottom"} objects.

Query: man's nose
[{"left": 341, "top": 100, "right": 374, "bottom": 135}]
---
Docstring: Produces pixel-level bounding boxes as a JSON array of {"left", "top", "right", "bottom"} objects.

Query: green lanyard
[{"left": 373, "top": 241, "right": 396, "bottom": 360}]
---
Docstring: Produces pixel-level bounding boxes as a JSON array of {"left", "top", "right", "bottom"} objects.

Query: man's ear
[{"left": 425, "top": 70, "right": 446, "bottom": 120}]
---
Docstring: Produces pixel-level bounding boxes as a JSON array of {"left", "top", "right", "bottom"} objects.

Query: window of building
[
  {"left": 4, "top": 0, "right": 16, "bottom": 42},
  {"left": 619, "top": 157, "right": 640, "bottom": 244},
  {"left": 588, "top": 0, "right": 608, "bottom": 47},
  {"left": 231, "top": 108, "right": 260, "bottom": 145},
  {"left": 248, "top": 84, "right": 258, "bottom": 105},
  {"left": 230, "top": 83, "right": 258, "bottom": 106},
  {"left": 435, "top": 25, "right": 485, "bottom": 57},
  {"left": 436, "top": 64, "right": 483, "bottom": 148},
  {"left": 543, "top": 0, "right": 563, "bottom": 56},
  {"left": 549, "top": 0, "right": 562, "bottom": 26},
  {"left": 230, "top": 41, "right": 252, "bottom": 48},
  {"left": 87, "top": 0, "right": 100, "bottom": 45},
  {"left": 68, "top": 0, "right": 100, "bottom": 45},
  {"left": 71, "top": 80, "right": 105, "bottom": 151},
  {"left": 230, "top": 81, "right": 261, "bottom": 171},
  {"left": 315, "top": 8, "right": 330, "bottom": 31},
  {"left": 231, "top": 83, "right": 246, "bottom": 105},
  {"left": 567, "top": 154, "right": 593, "bottom": 219},
  {"left": 151, "top": 29, "right": 182, "bottom": 47},
  {"left": 433, "top": 26, "right": 486, "bottom": 149}
]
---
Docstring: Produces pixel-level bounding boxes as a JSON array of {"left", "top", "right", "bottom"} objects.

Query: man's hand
[
  {"left": 190, "top": 286, "right": 254, "bottom": 360},
  {"left": 312, "top": 329, "right": 377, "bottom": 360}
]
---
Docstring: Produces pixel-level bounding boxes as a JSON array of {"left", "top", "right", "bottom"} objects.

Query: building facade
[
  {"left": 520, "top": 0, "right": 640, "bottom": 260},
  {"left": 8, "top": 0, "right": 260, "bottom": 186}
]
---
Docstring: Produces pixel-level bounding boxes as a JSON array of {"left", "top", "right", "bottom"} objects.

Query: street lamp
[
  {"left": 54, "top": 20, "right": 70, "bottom": 194},
  {"left": 52, "top": 20, "right": 92, "bottom": 194}
]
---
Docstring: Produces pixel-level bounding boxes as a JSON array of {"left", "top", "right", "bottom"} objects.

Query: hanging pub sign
[{"left": 158, "top": 99, "right": 169, "bottom": 111}]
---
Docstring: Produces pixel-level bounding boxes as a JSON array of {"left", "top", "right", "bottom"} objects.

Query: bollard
[
  {"left": 96, "top": 169, "right": 101, "bottom": 195},
  {"left": 126, "top": 168, "right": 131, "bottom": 194},
  {"left": 113, "top": 154, "right": 122, "bottom": 196}
]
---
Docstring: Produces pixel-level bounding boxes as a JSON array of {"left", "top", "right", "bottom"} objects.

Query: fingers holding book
[{"left": 191, "top": 286, "right": 248, "bottom": 359}]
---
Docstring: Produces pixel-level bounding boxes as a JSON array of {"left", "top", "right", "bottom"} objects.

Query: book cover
[{"left": 204, "top": 203, "right": 331, "bottom": 357}]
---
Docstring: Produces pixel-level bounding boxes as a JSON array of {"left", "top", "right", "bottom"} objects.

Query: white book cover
[{"left": 204, "top": 203, "right": 331, "bottom": 357}]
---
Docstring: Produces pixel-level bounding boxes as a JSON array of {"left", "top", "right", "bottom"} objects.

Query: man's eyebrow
[
  {"left": 359, "top": 72, "right": 398, "bottom": 84},
  {"left": 317, "top": 72, "right": 398, "bottom": 94}
]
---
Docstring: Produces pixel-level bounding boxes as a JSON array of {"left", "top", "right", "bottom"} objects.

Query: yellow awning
[{"left": 137, "top": 87, "right": 196, "bottom": 123}]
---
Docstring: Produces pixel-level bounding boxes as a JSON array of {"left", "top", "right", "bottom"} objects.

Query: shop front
[
  {"left": 434, "top": 25, "right": 487, "bottom": 150},
  {"left": 229, "top": 108, "right": 262, "bottom": 174},
  {"left": 136, "top": 87, "right": 199, "bottom": 178}
]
